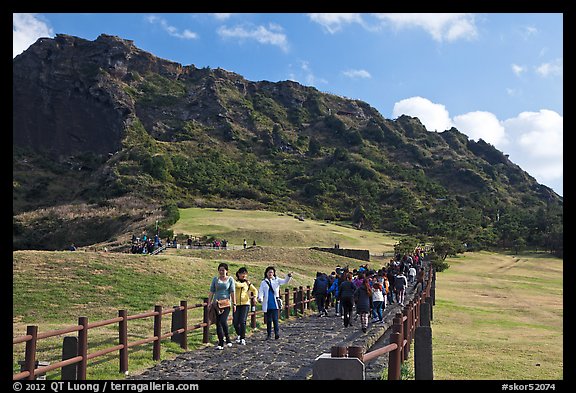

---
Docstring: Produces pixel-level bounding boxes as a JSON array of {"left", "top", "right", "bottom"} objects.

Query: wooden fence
[{"left": 13, "top": 285, "right": 316, "bottom": 380}]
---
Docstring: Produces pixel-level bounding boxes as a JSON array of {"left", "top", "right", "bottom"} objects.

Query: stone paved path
[{"left": 128, "top": 286, "right": 420, "bottom": 380}]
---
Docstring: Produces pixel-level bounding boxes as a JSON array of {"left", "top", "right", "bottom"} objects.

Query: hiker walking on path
[
  {"left": 338, "top": 272, "right": 356, "bottom": 328},
  {"left": 354, "top": 277, "right": 372, "bottom": 333},
  {"left": 371, "top": 282, "right": 385, "bottom": 323},
  {"left": 328, "top": 271, "right": 341, "bottom": 316},
  {"left": 394, "top": 271, "right": 408, "bottom": 304},
  {"left": 312, "top": 272, "right": 329, "bottom": 317},
  {"left": 233, "top": 267, "right": 259, "bottom": 346},
  {"left": 258, "top": 266, "right": 293, "bottom": 340},
  {"left": 208, "top": 263, "right": 236, "bottom": 350}
]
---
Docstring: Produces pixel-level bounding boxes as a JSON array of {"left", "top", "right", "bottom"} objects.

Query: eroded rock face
[{"left": 12, "top": 34, "right": 185, "bottom": 157}]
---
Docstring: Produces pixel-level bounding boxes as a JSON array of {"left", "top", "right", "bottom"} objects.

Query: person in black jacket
[
  {"left": 338, "top": 272, "right": 356, "bottom": 327},
  {"left": 312, "top": 272, "right": 329, "bottom": 317}
]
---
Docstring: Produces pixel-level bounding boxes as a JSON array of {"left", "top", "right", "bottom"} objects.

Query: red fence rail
[{"left": 13, "top": 285, "right": 316, "bottom": 380}]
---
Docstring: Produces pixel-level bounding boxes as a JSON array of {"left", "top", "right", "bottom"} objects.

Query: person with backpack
[
  {"left": 394, "top": 271, "right": 408, "bottom": 304},
  {"left": 328, "top": 271, "right": 341, "bottom": 316},
  {"left": 312, "top": 272, "right": 329, "bottom": 317},
  {"left": 233, "top": 267, "right": 259, "bottom": 346},
  {"left": 257, "top": 266, "right": 293, "bottom": 340}
]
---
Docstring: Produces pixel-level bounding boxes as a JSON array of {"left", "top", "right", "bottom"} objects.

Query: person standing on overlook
[{"left": 257, "top": 266, "right": 292, "bottom": 340}]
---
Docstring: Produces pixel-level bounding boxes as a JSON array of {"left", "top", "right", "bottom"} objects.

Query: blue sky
[{"left": 13, "top": 13, "right": 563, "bottom": 196}]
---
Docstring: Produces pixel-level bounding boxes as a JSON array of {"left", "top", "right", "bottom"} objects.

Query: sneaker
[
  {"left": 318, "top": 314, "right": 323, "bottom": 318},
  {"left": 266, "top": 335, "right": 271, "bottom": 340},
  {"left": 235, "top": 336, "right": 241, "bottom": 343},
  {"left": 275, "top": 334, "right": 280, "bottom": 340},
  {"left": 240, "top": 339, "right": 246, "bottom": 345},
  {"left": 379, "top": 319, "right": 384, "bottom": 324},
  {"left": 216, "top": 345, "right": 224, "bottom": 350},
  {"left": 324, "top": 310, "right": 328, "bottom": 316},
  {"left": 226, "top": 342, "right": 233, "bottom": 348},
  {"left": 335, "top": 313, "right": 340, "bottom": 317}
]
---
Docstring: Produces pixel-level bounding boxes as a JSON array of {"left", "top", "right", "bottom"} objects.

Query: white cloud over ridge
[
  {"left": 392, "top": 96, "right": 563, "bottom": 195},
  {"left": 308, "top": 13, "right": 478, "bottom": 42},
  {"left": 342, "top": 69, "right": 372, "bottom": 79},
  {"left": 13, "top": 13, "right": 53, "bottom": 58},
  {"left": 218, "top": 24, "right": 289, "bottom": 52},
  {"left": 373, "top": 13, "right": 478, "bottom": 42},
  {"left": 146, "top": 15, "right": 198, "bottom": 40}
]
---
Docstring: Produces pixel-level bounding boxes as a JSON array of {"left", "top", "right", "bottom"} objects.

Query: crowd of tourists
[{"left": 311, "top": 248, "right": 427, "bottom": 333}]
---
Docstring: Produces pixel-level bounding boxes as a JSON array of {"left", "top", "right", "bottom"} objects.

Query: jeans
[
  {"left": 265, "top": 308, "right": 279, "bottom": 337},
  {"left": 233, "top": 305, "right": 250, "bottom": 339},
  {"left": 372, "top": 300, "right": 383, "bottom": 321},
  {"left": 215, "top": 307, "right": 231, "bottom": 346}
]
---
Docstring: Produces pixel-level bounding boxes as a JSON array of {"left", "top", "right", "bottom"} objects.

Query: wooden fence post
[
  {"left": 393, "top": 313, "right": 403, "bottom": 362},
  {"left": 119, "top": 310, "right": 128, "bottom": 374},
  {"left": 299, "top": 286, "right": 305, "bottom": 314},
  {"left": 24, "top": 325, "right": 38, "bottom": 380},
  {"left": 249, "top": 294, "right": 256, "bottom": 329},
  {"left": 388, "top": 332, "right": 402, "bottom": 380},
  {"left": 403, "top": 307, "right": 410, "bottom": 361},
  {"left": 77, "top": 317, "right": 88, "bottom": 380},
  {"left": 284, "top": 288, "right": 290, "bottom": 319},
  {"left": 180, "top": 301, "right": 188, "bottom": 350},
  {"left": 414, "top": 326, "right": 434, "bottom": 380},
  {"left": 202, "top": 298, "right": 209, "bottom": 344},
  {"left": 293, "top": 287, "right": 298, "bottom": 316},
  {"left": 62, "top": 336, "right": 78, "bottom": 380},
  {"left": 153, "top": 305, "right": 162, "bottom": 361},
  {"left": 306, "top": 286, "right": 311, "bottom": 311}
]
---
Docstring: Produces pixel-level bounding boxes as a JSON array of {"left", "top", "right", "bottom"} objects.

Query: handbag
[
  {"left": 265, "top": 279, "right": 283, "bottom": 310},
  {"left": 217, "top": 298, "right": 231, "bottom": 309}
]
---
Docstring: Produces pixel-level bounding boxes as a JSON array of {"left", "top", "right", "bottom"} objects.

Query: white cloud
[
  {"left": 218, "top": 24, "right": 288, "bottom": 52},
  {"left": 453, "top": 111, "right": 507, "bottom": 146},
  {"left": 146, "top": 15, "right": 198, "bottom": 40},
  {"left": 13, "top": 13, "right": 53, "bottom": 58},
  {"left": 372, "top": 13, "right": 478, "bottom": 42},
  {"left": 392, "top": 96, "right": 452, "bottom": 132},
  {"left": 535, "top": 58, "right": 563, "bottom": 77},
  {"left": 342, "top": 69, "right": 372, "bottom": 79},
  {"left": 502, "top": 110, "right": 563, "bottom": 192},
  {"left": 307, "top": 13, "right": 363, "bottom": 34},
  {"left": 213, "top": 13, "right": 233, "bottom": 21},
  {"left": 511, "top": 63, "right": 526, "bottom": 76}
]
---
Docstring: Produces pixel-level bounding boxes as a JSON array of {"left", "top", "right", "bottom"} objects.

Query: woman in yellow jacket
[{"left": 233, "top": 267, "right": 259, "bottom": 345}]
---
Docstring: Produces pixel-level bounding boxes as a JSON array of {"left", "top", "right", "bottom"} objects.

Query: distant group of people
[
  {"left": 130, "top": 232, "right": 163, "bottom": 254},
  {"left": 311, "top": 248, "right": 427, "bottom": 333},
  {"left": 208, "top": 263, "right": 293, "bottom": 350}
]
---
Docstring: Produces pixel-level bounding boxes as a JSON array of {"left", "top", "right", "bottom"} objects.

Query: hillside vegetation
[{"left": 13, "top": 34, "right": 562, "bottom": 256}]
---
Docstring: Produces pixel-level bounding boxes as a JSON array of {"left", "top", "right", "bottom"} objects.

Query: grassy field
[
  {"left": 432, "top": 251, "right": 563, "bottom": 380},
  {"left": 171, "top": 207, "right": 400, "bottom": 256}
]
